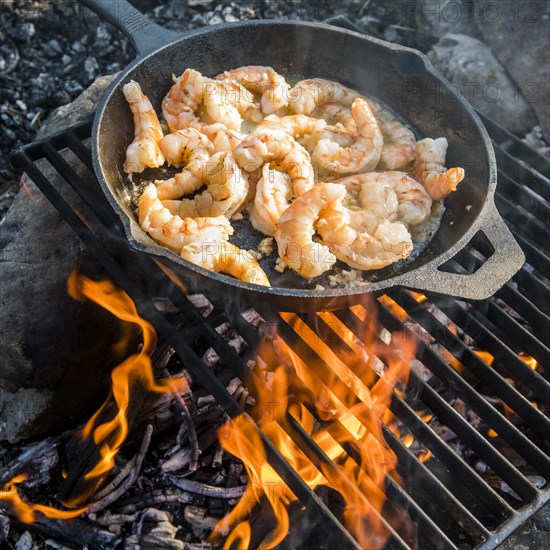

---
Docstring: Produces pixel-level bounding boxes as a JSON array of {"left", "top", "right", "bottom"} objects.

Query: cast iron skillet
[{"left": 81, "top": 0, "right": 524, "bottom": 311}]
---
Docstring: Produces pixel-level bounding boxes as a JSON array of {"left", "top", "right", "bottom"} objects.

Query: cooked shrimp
[
  {"left": 337, "top": 171, "right": 432, "bottom": 230},
  {"left": 176, "top": 152, "right": 249, "bottom": 219},
  {"left": 203, "top": 78, "right": 262, "bottom": 130},
  {"left": 122, "top": 80, "right": 164, "bottom": 173},
  {"left": 258, "top": 114, "right": 326, "bottom": 141},
  {"left": 288, "top": 78, "right": 360, "bottom": 115},
  {"left": 162, "top": 68, "right": 206, "bottom": 132},
  {"left": 155, "top": 128, "right": 216, "bottom": 200},
  {"left": 311, "top": 98, "right": 383, "bottom": 174},
  {"left": 138, "top": 183, "right": 232, "bottom": 252},
  {"left": 234, "top": 128, "right": 315, "bottom": 197},
  {"left": 212, "top": 128, "right": 247, "bottom": 152},
  {"left": 311, "top": 102, "right": 356, "bottom": 147},
  {"left": 181, "top": 241, "right": 270, "bottom": 286},
  {"left": 274, "top": 182, "right": 346, "bottom": 278},
  {"left": 216, "top": 66, "right": 290, "bottom": 114},
  {"left": 139, "top": 184, "right": 267, "bottom": 284},
  {"left": 413, "top": 138, "right": 465, "bottom": 200},
  {"left": 159, "top": 127, "right": 213, "bottom": 167},
  {"left": 317, "top": 206, "right": 413, "bottom": 271},
  {"left": 249, "top": 165, "right": 293, "bottom": 236},
  {"left": 378, "top": 119, "right": 416, "bottom": 170}
]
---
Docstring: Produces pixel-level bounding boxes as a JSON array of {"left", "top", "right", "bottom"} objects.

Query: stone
[
  {"left": 474, "top": 0, "right": 550, "bottom": 141},
  {"left": 0, "top": 74, "right": 127, "bottom": 443},
  {"left": 427, "top": 33, "right": 538, "bottom": 134},
  {"left": 414, "top": 0, "right": 482, "bottom": 50}
]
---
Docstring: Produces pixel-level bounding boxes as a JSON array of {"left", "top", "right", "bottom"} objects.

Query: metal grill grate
[{"left": 9, "top": 108, "right": 550, "bottom": 548}]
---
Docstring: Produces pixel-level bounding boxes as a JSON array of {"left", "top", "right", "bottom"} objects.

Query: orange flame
[
  {"left": 66, "top": 272, "right": 187, "bottom": 502},
  {"left": 378, "top": 295, "right": 408, "bottom": 320},
  {"left": 0, "top": 474, "right": 88, "bottom": 523},
  {"left": 519, "top": 353, "right": 539, "bottom": 371},
  {"left": 212, "top": 300, "right": 414, "bottom": 549},
  {"left": 419, "top": 450, "right": 432, "bottom": 463}
]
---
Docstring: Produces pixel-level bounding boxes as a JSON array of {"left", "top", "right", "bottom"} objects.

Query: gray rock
[
  {"left": 415, "top": 0, "right": 482, "bottom": 50},
  {"left": 427, "top": 33, "right": 538, "bottom": 134},
  {"left": 0, "top": 74, "right": 124, "bottom": 443},
  {"left": 474, "top": 0, "right": 550, "bottom": 141}
]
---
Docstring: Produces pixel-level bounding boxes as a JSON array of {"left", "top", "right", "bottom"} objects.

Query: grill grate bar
[
  {"left": 437, "top": 253, "right": 549, "bottom": 382},
  {"left": 495, "top": 284, "right": 550, "bottom": 344},
  {"left": 65, "top": 130, "right": 96, "bottom": 174},
  {"left": 513, "top": 269, "right": 550, "bottom": 317},
  {"left": 494, "top": 145, "right": 550, "bottom": 202},
  {"left": 496, "top": 170, "right": 550, "bottom": 225},
  {"left": 42, "top": 143, "right": 120, "bottom": 231},
  {"left": 508, "top": 226, "right": 550, "bottom": 277},
  {"left": 294, "top": 309, "right": 514, "bottom": 522},
  {"left": 432, "top": 299, "right": 550, "bottom": 409},
  {"left": 330, "top": 307, "right": 535, "bottom": 515},
  {"left": 389, "top": 290, "right": 550, "bottom": 479},
  {"left": 484, "top": 300, "right": 550, "bottom": 375},
  {"left": 388, "top": 398, "right": 506, "bottom": 532},
  {"left": 476, "top": 111, "right": 550, "bottom": 179},
  {"left": 11, "top": 151, "right": 363, "bottom": 550},
  {"left": 495, "top": 193, "right": 550, "bottom": 249},
  {"left": 378, "top": 303, "right": 541, "bottom": 504},
  {"left": 272, "top": 316, "right": 483, "bottom": 546}
]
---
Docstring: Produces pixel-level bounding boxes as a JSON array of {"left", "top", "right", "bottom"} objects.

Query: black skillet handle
[
  {"left": 80, "top": 0, "right": 180, "bottom": 57},
  {"left": 400, "top": 202, "right": 525, "bottom": 301}
]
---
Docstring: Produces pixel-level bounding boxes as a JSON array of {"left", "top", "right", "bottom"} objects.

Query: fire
[
  {"left": 474, "top": 350, "right": 494, "bottom": 366},
  {"left": 377, "top": 292, "right": 426, "bottom": 321},
  {"left": 211, "top": 299, "right": 414, "bottom": 549},
  {"left": 1, "top": 272, "right": 186, "bottom": 520},
  {"left": 419, "top": 450, "right": 432, "bottom": 463},
  {"left": 519, "top": 353, "right": 539, "bottom": 371},
  {"left": 0, "top": 474, "right": 88, "bottom": 523},
  {"left": 66, "top": 272, "right": 187, "bottom": 503}
]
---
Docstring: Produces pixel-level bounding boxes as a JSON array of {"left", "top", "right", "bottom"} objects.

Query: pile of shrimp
[{"left": 122, "top": 67, "right": 465, "bottom": 285}]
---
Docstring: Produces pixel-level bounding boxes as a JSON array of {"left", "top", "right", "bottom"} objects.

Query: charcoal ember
[
  {"left": 124, "top": 508, "right": 184, "bottom": 549},
  {"left": 83, "top": 56, "right": 99, "bottom": 85},
  {"left": 8, "top": 22, "right": 35, "bottom": 44},
  {"left": 93, "top": 25, "right": 111, "bottom": 50},
  {"left": 0, "top": 513, "right": 9, "bottom": 545},
  {"left": 18, "top": 448, "right": 59, "bottom": 489},
  {"left": 41, "top": 38, "right": 63, "bottom": 59},
  {"left": 0, "top": 34, "right": 19, "bottom": 73},
  {"left": 14, "top": 531, "right": 34, "bottom": 550},
  {"left": 64, "top": 80, "right": 84, "bottom": 98},
  {"left": 27, "top": 72, "right": 57, "bottom": 107}
]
